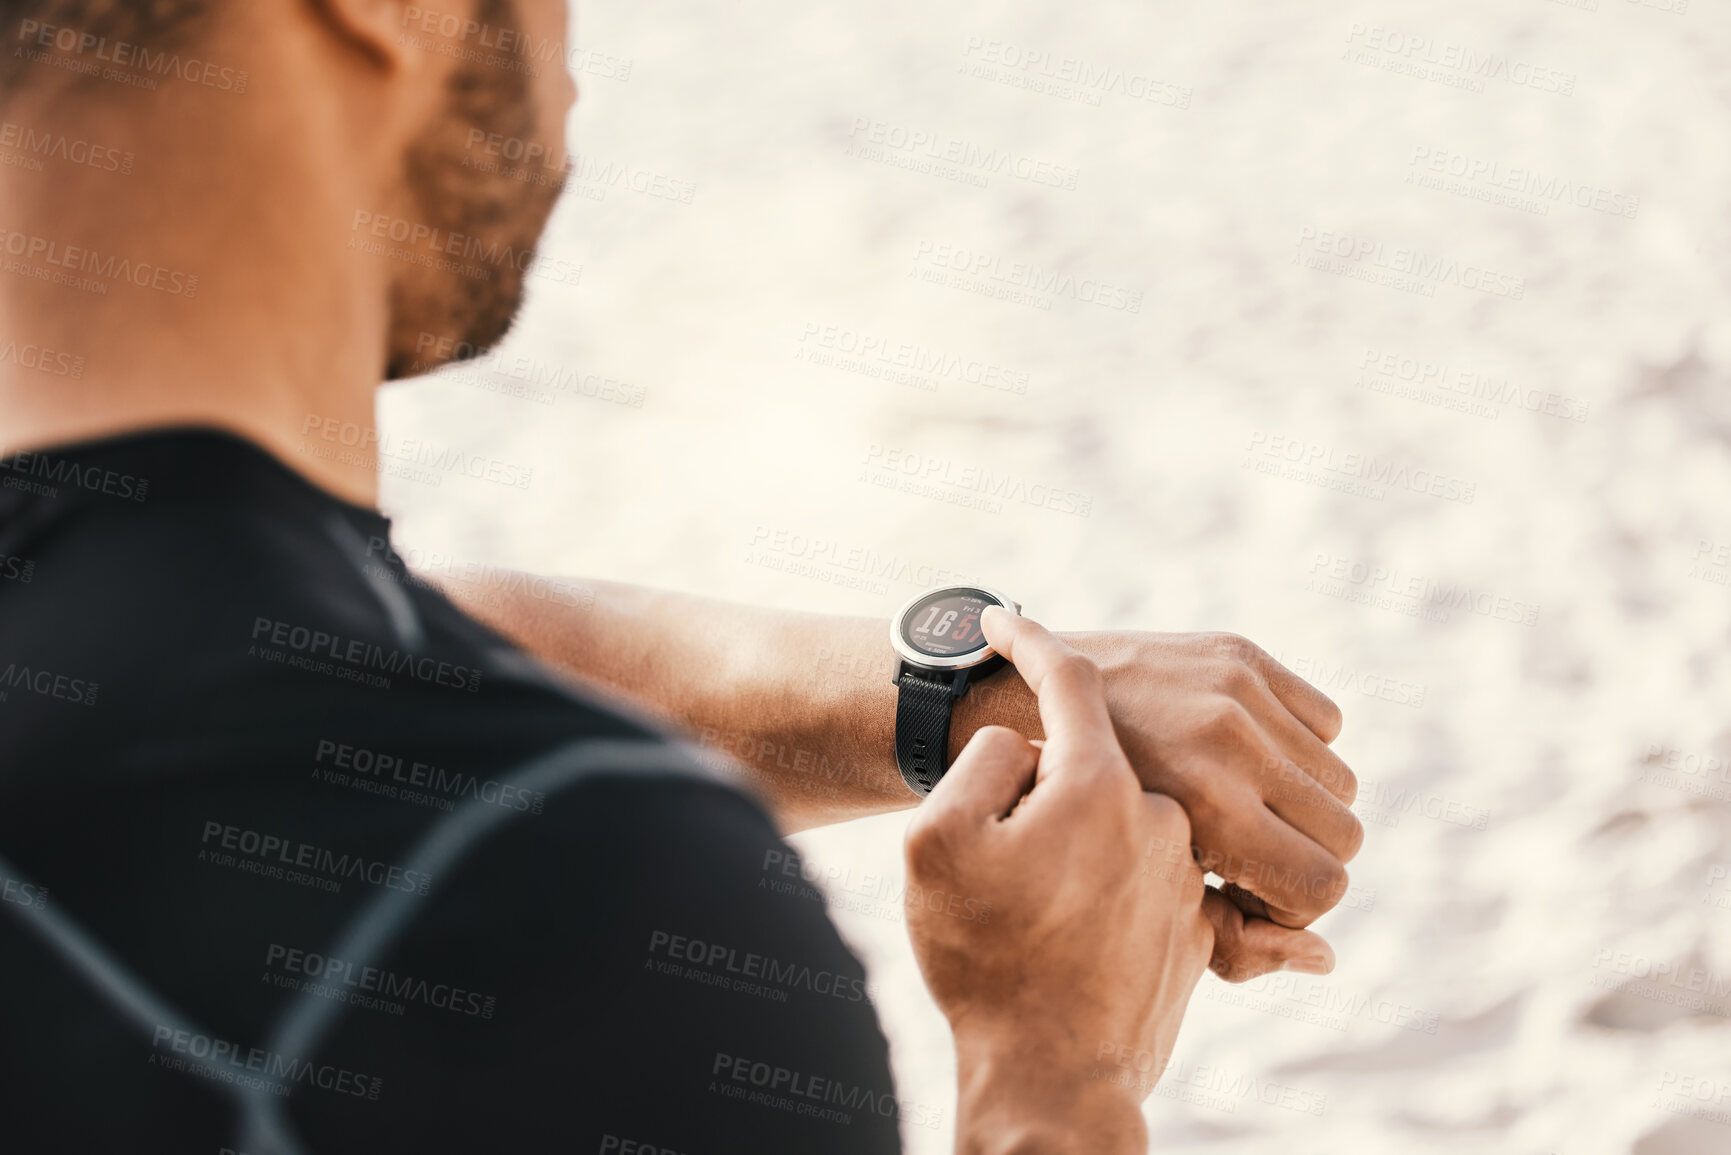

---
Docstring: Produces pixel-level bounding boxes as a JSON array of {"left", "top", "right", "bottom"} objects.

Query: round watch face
[{"left": 897, "top": 587, "right": 1004, "bottom": 660}]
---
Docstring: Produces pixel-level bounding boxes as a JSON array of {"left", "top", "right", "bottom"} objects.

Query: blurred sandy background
[{"left": 378, "top": 1, "right": 1731, "bottom": 1151}]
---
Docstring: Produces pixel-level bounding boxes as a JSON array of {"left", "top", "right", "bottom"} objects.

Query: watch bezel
[{"left": 889, "top": 584, "right": 1020, "bottom": 671}]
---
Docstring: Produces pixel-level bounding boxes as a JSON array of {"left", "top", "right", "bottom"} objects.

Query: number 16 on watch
[{"left": 889, "top": 585, "right": 1021, "bottom": 797}]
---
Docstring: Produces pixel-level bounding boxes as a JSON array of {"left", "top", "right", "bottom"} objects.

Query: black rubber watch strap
[{"left": 895, "top": 671, "right": 955, "bottom": 797}]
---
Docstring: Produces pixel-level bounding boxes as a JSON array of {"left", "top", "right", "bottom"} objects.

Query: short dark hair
[{"left": 1, "top": 0, "right": 209, "bottom": 94}]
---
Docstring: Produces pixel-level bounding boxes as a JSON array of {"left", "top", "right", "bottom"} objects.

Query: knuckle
[
  {"left": 1142, "top": 791, "right": 1193, "bottom": 846},
  {"left": 1184, "top": 789, "right": 1260, "bottom": 869},
  {"left": 1051, "top": 651, "right": 1104, "bottom": 689},
  {"left": 1295, "top": 757, "right": 1356, "bottom": 803},
  {"left": 1215, "top": 660, "right": 1257, "bottom": 697},
  {"left": 1312, "top": 857, "right": 1350, "bottom": 909},
  {"left": 1208, "top": 951, "right": 1241, "bottom": 981},
  {"left": 1191, "top": 841, "right": 1232, "bottom": 879},
  {"left": 1299, "top": 682, "right": 1345, "bottom": 739},
  {"left": 1205, "top": 913, "right": 1251, "bottom": 982},
  {"left": 1198, "top": 699, "right": 1253, "bottom": 743},
  {"left": 1300, "top": 756, "right": 1357, "bottom": 805},
  {"left": 1205, "top": 635, "right": 1263, "bottom": 695},
  {"left": 1211, "top": 949, "right": 1254, "bottom": 984},
  {"left": 1340, "top": 812, "right": 1366, "bottom": 861},
  {"left": 904, "top": 812, "right": 956, "bottom": 879},
  {"left": 1208, "top": 632, "right": 1263, "bottom": 669},
  {"left": 1327, "top": 764, "right": 1359, "bottom": 807},
  {"left": 1180, "top": 788, "right": 1225, "bottom": 844},
  {"left": 1333, "top": 762, "right": 1359, "bottom": 805},
  {"left": 1263, "top": 756, "right": 1305, "bottom": 798}
]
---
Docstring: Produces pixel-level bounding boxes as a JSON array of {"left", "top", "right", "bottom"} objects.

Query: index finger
[{"left": 979, "top": 606, "right": 1119, "bottom": 768}]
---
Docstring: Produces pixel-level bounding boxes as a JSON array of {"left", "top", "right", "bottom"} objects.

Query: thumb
[
  {"left": 928, "top": 725, "right": 1041, "bottom": 824},
  {"left": 1201, "top": 886, "right": 1336, "bottom": 983}
]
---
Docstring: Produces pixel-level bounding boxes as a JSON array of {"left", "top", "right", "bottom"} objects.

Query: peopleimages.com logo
[
  {"left": 149, "top": 1026, "right": 379, "bottom": 1100},
  {"left": 0, "top": 444, "right": 149, "bottom": 502},
  {"left": 910, "top": 240, "right": 1142, "bottom": 313},
  {"left": 249, "top": 616, "right": 484, "bottom": 693},
  {"left": 15, "top": 19, "right": 250, "bottom": 92},
  {"left": 1293, "top": 227, "right": 1524, "bottom": 300},
  {"left": 0, "top": 333, "right": 83, "bottom": 378}
]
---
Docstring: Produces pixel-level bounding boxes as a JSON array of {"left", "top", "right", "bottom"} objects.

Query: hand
[
  {"left": 962, "top": 629, "right": 1362, "bottom": 941},
  {"left": 905, "top": 610, "right": 1335, "bottom": 1154}
]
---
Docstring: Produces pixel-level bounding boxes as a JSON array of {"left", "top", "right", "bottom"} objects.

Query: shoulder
[{"left": 291, "top": 766, "right": 904, "bottom": 1152}]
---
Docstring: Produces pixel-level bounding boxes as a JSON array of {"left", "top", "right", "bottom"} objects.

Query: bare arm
[
  {"left": 440, "top": 571, "right": 1360, "bottom": 942},
  {"left": 440, "top": 575, "right": 921, "bottom": 831}
]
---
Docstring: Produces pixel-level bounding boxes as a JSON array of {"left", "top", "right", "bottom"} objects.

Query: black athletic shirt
[{"left": 0, "top": 428, "right": 904, "bottom": 1155}]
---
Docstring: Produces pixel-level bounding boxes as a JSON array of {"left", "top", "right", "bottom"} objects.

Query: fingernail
[{"left": 1282, "top": 955, "right": 1333, "bottom": 975}]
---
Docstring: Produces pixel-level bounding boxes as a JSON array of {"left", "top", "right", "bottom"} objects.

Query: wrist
[
  {"left": 947, "top": 660, "right": 1040, "bottom": 761},
  {"left": 748, "top": 611, "right": 915, "bottom": 822},
  {"left": 952, "top": 1027, "right": 1147, "bottom": 1155}
]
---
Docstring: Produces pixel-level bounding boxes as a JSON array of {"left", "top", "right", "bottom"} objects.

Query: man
[{"left": 0, "top": 1, "right": 1360, "bottom": 1150}]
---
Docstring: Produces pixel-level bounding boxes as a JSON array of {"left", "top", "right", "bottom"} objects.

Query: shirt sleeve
[{"left": 290, "top": 771, "right": 907, "bottom": 1155}]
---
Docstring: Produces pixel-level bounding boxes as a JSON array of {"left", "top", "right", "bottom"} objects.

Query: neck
[{"left": 0, "top": 75, "right": 391, "bottom": 507}]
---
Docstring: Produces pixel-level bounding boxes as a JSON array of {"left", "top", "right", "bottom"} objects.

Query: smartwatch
[{"left": 889, "top": 584, "right": 1020, "bottom": 797}]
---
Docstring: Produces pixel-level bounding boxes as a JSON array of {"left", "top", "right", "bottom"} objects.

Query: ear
[{"left": 302, "top": 0, "right": 428, "bottom": 72}]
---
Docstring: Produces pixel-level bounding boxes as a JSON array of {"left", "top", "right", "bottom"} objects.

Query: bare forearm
[{"left": 436, "top": 575, "right": 1032, "bottom": 829}]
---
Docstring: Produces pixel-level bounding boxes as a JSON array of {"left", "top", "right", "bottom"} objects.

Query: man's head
[
  {"left": 1, "top": 0, "right": 575, "bottom": 381},
  {"left": 379, "top": 0, "right": 574, "bottom": 378}
]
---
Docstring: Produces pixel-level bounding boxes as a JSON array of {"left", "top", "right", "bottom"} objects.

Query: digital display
[{"left": 901, "top": 589, "right": 997, "bottom": 658}]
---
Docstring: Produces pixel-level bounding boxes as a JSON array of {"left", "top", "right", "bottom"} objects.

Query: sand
[{"left": 379, "top": 1, "right": 1731, "bottom": 1150}]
